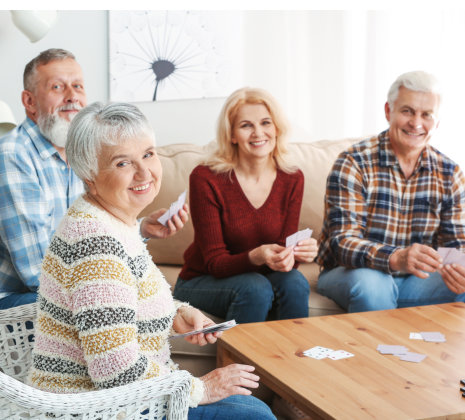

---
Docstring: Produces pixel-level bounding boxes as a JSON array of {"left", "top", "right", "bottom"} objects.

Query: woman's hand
[
  {"left": 249, "top": 244, "right": 295, "bottom": 272},
  {"left": 199, "top": 364, "right": 260, "bottom": 405},
  {"left": 293, "top": 238, "right": 318, "bottom": 263},
  {"left": 140, "top": 204, "right": 189, "bottom": 240},
  {"left": 172, "top": 306, "right": 221, "bottom": 346}
]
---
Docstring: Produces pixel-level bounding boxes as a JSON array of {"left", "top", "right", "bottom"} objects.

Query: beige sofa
[{"left": 140, "top": 136, "right": 362, "bottom": 376}]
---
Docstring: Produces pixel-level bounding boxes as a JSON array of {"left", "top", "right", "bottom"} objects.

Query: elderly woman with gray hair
[{"left": 27, "top": 102, "right": 275, "bottom": 419}]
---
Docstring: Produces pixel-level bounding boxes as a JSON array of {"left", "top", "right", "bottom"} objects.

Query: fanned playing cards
[
  {"left": 170, "top": 320, "right": 237, "bottom": 339},
  {"left": 438, "top": 247, "right": 465, "bottom": 267},
  {"left": 286, "top": 228, "right": 313, "bottom": 248},
  {"left": 157, "top": 190, "right": 187, "bottom": 227}
]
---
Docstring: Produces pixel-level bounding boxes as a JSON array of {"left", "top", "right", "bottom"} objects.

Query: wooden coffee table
[{"left": 217, "top": 303, "right": 465, "bottom": 420}]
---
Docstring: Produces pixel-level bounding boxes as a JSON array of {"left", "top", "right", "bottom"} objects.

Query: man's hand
[
  {"left": 389, "top": 243, "right": 442, "bottom": 278},
  {"left": 172, "top": 306, "right": 220, "bottom": 346},
  {"left": 249, "top": 244, "right": 295, "bottom": 272},
  {"left": 140, "top": 204, "right": 189, "bottom": 240},
  {"left": 439, "top": 264, "right": 465, "bottom": 294}
]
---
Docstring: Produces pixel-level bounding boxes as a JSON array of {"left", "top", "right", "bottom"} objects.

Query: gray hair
[
  {"left": 23, "top": 48, "right": 76, "bottom": 91},
  {"left": 387, "top": 70, "right": 442, "bottom": 109},
  {"left": 66, "top": 102, "right": 155, "bottom": 186}
]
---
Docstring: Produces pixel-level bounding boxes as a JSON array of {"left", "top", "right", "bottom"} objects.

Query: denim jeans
[
  {"left": 0, "top": 292, "right": 37, "bottom": 309},
  {"left": 317, "top": 267, "right": 465, "bottom": 313},
  {"left": 173, "top": 269, "right": 310, "bottom": 324},
  {"left": 188, "top": 395, "right": 275, "bottom": 420}
]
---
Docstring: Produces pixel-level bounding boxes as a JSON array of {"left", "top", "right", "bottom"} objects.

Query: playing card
[
  {"left": 420, "top": 332, "right": 446, "bottom": 342},
  {"left": 157, "top": 190, "right": 187, "bottom": 227},
  {"left": 438, "top": 247, "right": 453, "bottom": 263},
  {"left": 169, "top": 320, "right": 237, "bottom": 339},
  {"left": 438, "top": 247, "right": 465, "bottom": 267},
  {"left": 328, "top": 350, "right": 354, "bottom": 360},
  {"left": 409, "top": 332, "right": 423, "bottom": 340},
  {"left": 398, "top": 352, "right": 427, "bottom": 363},
  {"left": 303, "top": 346, "right": 334, "bottom": 360},
  {"left": 286, "top": 228, "right": 313, "bottom": 248},
  {"left": 377, "top": 344, "right": 408, "bottom": 355}
]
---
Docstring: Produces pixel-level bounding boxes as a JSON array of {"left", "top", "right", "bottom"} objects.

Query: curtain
[{"left": 241, "top": 10, "right": 465, "bottom": 169}]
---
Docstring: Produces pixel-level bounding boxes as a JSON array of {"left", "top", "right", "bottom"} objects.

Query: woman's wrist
[{"left": 248, "top": 246, "right": 263, "bottom": 266}]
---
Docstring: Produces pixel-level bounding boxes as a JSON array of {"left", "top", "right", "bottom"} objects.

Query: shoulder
[
  {"left": 190, "top": 164, "right": 229, "bottom": 185},
  {"left": 191, "top": 164, "right": 214, "bottom": 178},
  {"left": 332, "top": 134, "right": 381, "bottom": 173},
  {"left": 54, "top": 198, "right": 146, "bottom": 261},
  {"left": 0, "top": 124, "right": 33, "bottom": 155},
  {"left": 278, "top": 168, "right": 304, "bottom": 183},
  {"left": 427, "top": 145, "right": 464, "bottom": 179},
  {"left": 341, "top": 134, "right": 379, "bottom": 160},
  {"left": 0, "top": 121, "right": 45, "bottom": 171}
]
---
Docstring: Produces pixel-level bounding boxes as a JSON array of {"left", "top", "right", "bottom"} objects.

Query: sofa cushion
[{"left": 141, "top": 137, "right": 361, "bottom": 266}]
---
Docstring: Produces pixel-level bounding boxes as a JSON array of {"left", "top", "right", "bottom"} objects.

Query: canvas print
[{"left": 109, "top": 11, "right": 243, "bottom": 102}]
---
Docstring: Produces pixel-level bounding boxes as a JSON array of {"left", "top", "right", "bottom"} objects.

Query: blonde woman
[{"left": 174, "top": 88, "right": 317, "bottom": 323}]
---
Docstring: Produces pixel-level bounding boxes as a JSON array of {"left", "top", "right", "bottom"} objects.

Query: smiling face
[
  {"left": 24, "top": 58, "right": 86, "bottom": 123},
  {"left": 231, "top": 103, "right": 277, "bottom": 163},
  {"left": 86, "top": 134, "right": 162, "bottom": 225},
  {"left": 385, "top": 86, "right": 440, "bottom": 157}
]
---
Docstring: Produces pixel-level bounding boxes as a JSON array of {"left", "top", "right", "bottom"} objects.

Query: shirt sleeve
[
  {"left": 0, "top": 148, "right": 54, "bottom": 291},
  {"left": 323, "top": 153, "right": 397, "bottom": 272},
  {"left": 438, "top": 165, "right": 465, "bottom": 250}
]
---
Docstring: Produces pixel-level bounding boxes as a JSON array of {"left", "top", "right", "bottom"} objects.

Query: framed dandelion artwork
[{"left": 109, "top": 11, "right": 243, "bottom": 102}]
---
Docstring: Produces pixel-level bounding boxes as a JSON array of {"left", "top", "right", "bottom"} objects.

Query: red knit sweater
[{"left": 179, "top": 165, "right": 304, "bottom": 280}]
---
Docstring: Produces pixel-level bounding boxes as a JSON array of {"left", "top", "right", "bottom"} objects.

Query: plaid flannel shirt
[
  {"left": 317, "top": 130, "right": 465, "bottom": 273},
  {"left": 0, "top": 118, "right": 84, "bottom": 297}
]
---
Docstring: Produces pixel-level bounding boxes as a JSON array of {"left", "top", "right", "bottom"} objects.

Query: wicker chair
[{"left": 0, "top": 303, "right": 191, "bottom": 419}]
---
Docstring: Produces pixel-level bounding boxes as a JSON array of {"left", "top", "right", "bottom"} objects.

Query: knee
[
  {"left": 233, "top": 274, "right": 274, "bottom": 304},
  {"left": 348, "top": 269, "right": 397, "bottom": 311},
  {"left": 221, "top": 395, "right": 275, "bottom": 419},
  {"left": 280, "top": 271, "right": 310, "bottom": 296}
]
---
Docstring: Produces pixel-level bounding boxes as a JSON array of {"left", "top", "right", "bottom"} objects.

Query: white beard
[{"left": 37, "top": 112, "right": 73, "bottom": 148}]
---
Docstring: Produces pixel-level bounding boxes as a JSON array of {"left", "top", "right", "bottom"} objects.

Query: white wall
[
  {"left": 0, "top": 11, "right": 107, "bottom": 124},
  {"left": 0, "top": 10, "right": 226, "bottom": 146},
  {"left": 3, "top": 10, "right": 465, "bottom": 162}
]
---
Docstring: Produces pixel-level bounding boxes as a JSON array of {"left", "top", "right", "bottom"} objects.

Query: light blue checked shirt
[{"left": 0, "top": 118, "right": 84, "bottom": 298}]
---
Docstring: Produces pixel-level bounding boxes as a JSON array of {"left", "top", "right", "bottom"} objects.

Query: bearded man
[
  {"left": 0, "top": 49, "right": 188, "bottom": 309},
  {"left": 0, "top": 49, "right": 85, "bottom": 308}
]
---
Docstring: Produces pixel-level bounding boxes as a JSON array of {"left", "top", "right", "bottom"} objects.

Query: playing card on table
[
  {"left": 328, "top": 350, "right": 354, "bottom": 360},
  {"left": 377, "top": 344, "right": 408, "bottom": 355},
  {"left": 420, "top": 332, "right": 446, "bottom": 342},
  {"left": 169, "top": 320, "right": 237, "bottom": 339},
  {"left": 286, "top": 228, "right": 313, "bottom": 248},
  {"left": 157, "top": 190, "right": 187, "bottom": 227},
  {"left": 398, "top": 352, "right": 427, "bottom": 363},
  {"left": 303, "top": 346, "right": 334, "bottom": 360}
]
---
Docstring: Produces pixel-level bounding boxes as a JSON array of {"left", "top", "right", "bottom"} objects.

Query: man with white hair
[
  {"left": 317, "top": 70, "right": 465, "bottom": 312},
  {"left": 0, "top": 49, "right": 186, "bottom": 309}
]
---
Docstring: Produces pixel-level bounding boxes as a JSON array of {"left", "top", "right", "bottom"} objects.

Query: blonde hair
[{"left": 206, "top": 87, "right": 296, "bottom": 174}]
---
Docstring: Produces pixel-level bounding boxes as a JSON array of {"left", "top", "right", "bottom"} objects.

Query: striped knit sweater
[{"left": 27, "top": 196, "right": 203, "bottom": 406}]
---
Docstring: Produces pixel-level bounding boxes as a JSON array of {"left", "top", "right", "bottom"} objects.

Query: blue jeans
[
  {"left": 317, "top": 267, "right": 465, "bottom": 313},
  {"left": 173, "top": 269, "right": 309, "bottom": 324},
  {"left": 188, "top": 395, "right": 275, "bottom": 419},
  {"left": 143, "top": 395, "right": 275, "bottom": 419},
  {"left": 0, "top": 292, "right": 37, "bottom": 309}
]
